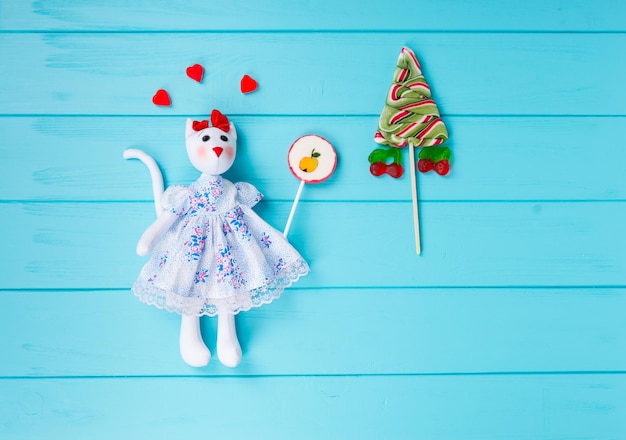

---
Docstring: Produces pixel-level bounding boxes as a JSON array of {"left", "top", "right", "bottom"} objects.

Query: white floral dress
[{"left": 132, "top": 174, "right": 309, "bottom": 316}]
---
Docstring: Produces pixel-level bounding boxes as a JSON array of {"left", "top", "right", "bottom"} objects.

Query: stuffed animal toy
[{"left": 124, "top": 110, "right": 309, "bottom": 367}]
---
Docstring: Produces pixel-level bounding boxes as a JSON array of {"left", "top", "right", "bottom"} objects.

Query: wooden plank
[
  {"left": 2, "top": 0, "right": 624, "bottom": 32},
  {"left": 2, "top": 116, "right": 625, "bottom": 202},
  {"left": 1, "top": 33, "right": 624, "bottom": 116},
  {"left": 0, "top": 374, "right": 624, "bottom": 439},
  {"left": 2, "top": 201, "right": 624, "bottom": 290},
  {"left": 0, "top": 288, "right": 624, "bottom": 377},
  {"left": 0, "top": 2, "right": 623, "bottom": 440}
]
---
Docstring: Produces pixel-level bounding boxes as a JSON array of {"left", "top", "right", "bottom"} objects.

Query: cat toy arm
[{"left": 136, "top": 211, "right": 178, "bottom": 256}]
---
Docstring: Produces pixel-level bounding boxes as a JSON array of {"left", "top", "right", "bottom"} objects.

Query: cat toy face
[{"left": 185, "top": 111, "right": 238, "bottom": 175}]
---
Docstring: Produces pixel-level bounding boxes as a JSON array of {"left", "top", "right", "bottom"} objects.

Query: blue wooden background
[{"left": 1, "top": 1, "right": 625, "bottom": 438}]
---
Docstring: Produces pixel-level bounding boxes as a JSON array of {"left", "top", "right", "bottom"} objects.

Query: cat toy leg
[
  {"left": 216, "top": 313, "right": 242, "bottom": 368},
  {"left": 179, "top": 314, "right": 211, "bottom": 367}
]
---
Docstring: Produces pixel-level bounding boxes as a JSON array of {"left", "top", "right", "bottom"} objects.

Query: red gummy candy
[
  {"left": 241, "top": 74, "right": 258, "bottom": 94},
  {"left": 152, "top": 89, "right": 171, "bottom": 106},
  {"left": 417, "top": 158, "right": 434, "bottom": 173},
  {"left": 386, "top": 163, "right": 404, "bottom": 178},
  {"left": 370, "top": 162, "right": 386, "bottom": 176},
  {"left": 434, "top": 160, "right": 450, "bottom": 176},
  {"left": 186, "top": 64, "right": 204, "bottom": 82}
]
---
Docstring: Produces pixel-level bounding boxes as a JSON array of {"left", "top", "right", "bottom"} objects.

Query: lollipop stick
[
  {"left": 284, "top": 179, "right": 305, "bottom": 237},
  {"left": 408, "top": 144, "right": 422, "bottom": 255}
]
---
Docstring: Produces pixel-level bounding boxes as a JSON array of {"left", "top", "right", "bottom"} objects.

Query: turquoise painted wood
[
  {"left": 3, "top": 0, "right": 626, "bottom": 31},
  {"left": 2, "top": 116, "right": 625, "bottom": 202},
  {"left": 1, "top": 1, "right": 625, "bottom": 439},
  {"left": 2, "top": 201, "right": 625, "bottom": 289},
  {"left": 0, "top": 289, "right": 624, "bottom": 377},
  {"left": 1, "top": 375, "right": 625, "bottom": 440},
  {"left": 1, "top": 33, "right": 625, "bottom": 116}
]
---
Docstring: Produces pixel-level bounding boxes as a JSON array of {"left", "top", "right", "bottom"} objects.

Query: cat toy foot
[
  {"left": 217, "top": 313, "right": 242, "bottom": 368},
  {"left": 180, "top": 315, "right": 211, "bottom": 367}
]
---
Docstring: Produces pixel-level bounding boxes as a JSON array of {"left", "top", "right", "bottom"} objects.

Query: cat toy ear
[
  {"left": 228, "top": 122, "right": 237, "bottom": 141},
  {"left": 185, "top": 118, "right": 196, "bottom": 138}
]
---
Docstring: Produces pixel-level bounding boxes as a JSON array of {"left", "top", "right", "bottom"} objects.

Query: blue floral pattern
[
  {"left": 224, "top": 206, "right": 251, "bottom": 241},
  {"left": 132, "top": 175, "right": 309, "bottom": 317},
  {"left": 188, "top": 178, "right": 223, "bottom": 214},
  {"left": 260, "top": 232, "right": 272, "bottom": 248},
  {"left": 184, "top": 225, "right": 208, "bottom": 261},
  {"left": 215, "top": 244, "right": 246, "bottom": 288},
  {"left": 158, "top": 251, "right": 169, "bottom": 268}
]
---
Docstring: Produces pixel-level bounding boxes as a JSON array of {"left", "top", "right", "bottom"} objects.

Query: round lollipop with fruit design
[{"left": 284, "top": 135, "right": 338, "bottom": 237}]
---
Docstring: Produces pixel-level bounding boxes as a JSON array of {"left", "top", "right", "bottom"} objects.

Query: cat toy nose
[{"left": 213, "top": 147, "right": 224, "bottom": 157}]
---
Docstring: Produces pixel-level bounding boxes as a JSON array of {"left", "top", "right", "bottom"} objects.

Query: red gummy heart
[
  {"left": 240, "top": 74, "right": 258, "bottom": 94},
  {"left": 152, "top": 89, "right": 171, "bottom": 106},
  {"left": 186, "top": 64, "right": 204, "bottom": 82}
]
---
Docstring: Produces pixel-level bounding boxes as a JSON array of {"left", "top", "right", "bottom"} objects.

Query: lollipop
[
  {"left": 374, "top": 46, "right": 448, "bottom": 151},
  {"left": 284, "top": 135, "right": 338, "bottom": 237},
  {"left": 368, "top": 46, "right": 451, "bottom": 254}
]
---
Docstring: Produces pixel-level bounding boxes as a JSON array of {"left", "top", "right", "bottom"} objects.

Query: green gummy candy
[
  {"left": 368, "top": 147, "right": 402, "bottom": 165},
  {"left": 418, "top": 146, "right": 451, "bottom": 162}
]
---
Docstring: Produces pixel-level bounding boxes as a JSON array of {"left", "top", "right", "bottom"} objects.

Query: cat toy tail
[{"left": 123, "top": 149, "right": 165, "bottom": 217}]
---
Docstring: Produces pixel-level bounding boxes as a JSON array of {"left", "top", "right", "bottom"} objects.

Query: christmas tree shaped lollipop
[{"left": 368, "top": 46, "right": 451, "bottom": 254}]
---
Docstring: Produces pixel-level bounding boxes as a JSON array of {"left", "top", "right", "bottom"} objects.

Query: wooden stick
[
  {"left": 408, "top": 144, "right": 421, "bottom": 255},
  {"left": 284, "top": 179, "right": 305, "bottom": 238}
]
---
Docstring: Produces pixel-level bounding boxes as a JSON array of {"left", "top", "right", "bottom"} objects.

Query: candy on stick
[
  {"left": 285, "top": 135, "right": 338, "bottom": 237},
  {"left": 368, "top": 46, "right": 451, "bottom": 254},
  {"left": 373, "top": 47, "right": 448, "bottom": 151}
]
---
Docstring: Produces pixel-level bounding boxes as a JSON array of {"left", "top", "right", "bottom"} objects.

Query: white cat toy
[{"left": 124, "top": 109, "right": 309, "bottom": 367}]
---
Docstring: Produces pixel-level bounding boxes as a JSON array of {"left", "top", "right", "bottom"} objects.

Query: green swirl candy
[{"left": 374, "top": 47, "right": 448, "bottom": 148}]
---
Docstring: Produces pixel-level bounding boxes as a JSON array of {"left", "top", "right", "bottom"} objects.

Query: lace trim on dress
[{"left": 132, "top": 258, "right": 309, "bottom": 317}]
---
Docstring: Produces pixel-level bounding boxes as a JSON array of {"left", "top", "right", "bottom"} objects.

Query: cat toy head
[{"left": 185, "top": 109, "right": 238, "bottom": 175}]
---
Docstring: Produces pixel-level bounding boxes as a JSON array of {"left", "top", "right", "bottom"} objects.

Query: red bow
[
  {"left": 192, "top": 109, "right": 230, "bottom": 132},
  {"left": 192, "top": 120, "right": 209, "bottom": 131}
]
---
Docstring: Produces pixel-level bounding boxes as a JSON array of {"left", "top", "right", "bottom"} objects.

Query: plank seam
[
  {"left": 1, "top": 114, "right": 626, "bottom": 118},
  {"left": 1, "top": 371, "right": 626, "bottom": 381},
  {"left": 2, "top": 286, "right": 625, "bottom": 293},
  {"left": 2, "top": 30, "right": 626, "bottom": 35}
]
